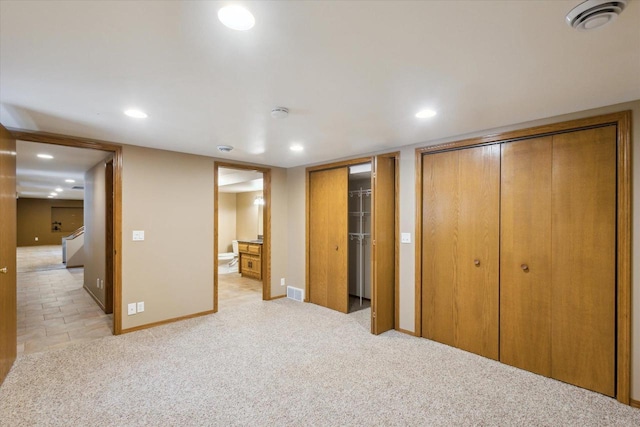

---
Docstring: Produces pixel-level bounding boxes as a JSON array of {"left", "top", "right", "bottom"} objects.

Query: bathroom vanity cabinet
[{"left": 238, "top": 241, "right": 262, "bottom": 280}]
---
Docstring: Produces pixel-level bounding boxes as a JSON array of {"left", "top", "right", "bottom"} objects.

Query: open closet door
[
  {"left": 309, "top": 167, "right": 349, "bottom": 313},
  {"left": 0, "top": 124, "right": 17, "bottom": 386},
  {"left": 371, "top": 154, "right": 395, "bottom": 334}
]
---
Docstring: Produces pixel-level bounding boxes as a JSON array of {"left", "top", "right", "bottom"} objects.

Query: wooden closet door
[
  {"left": 422, "top": 145, "right": 500, "bottom": 359},
  {"left": 372, "top": 155, "right": 395, "bottom": 335},
  {"left": 500, "top": 137, "right": 552, "bottom": 376},
  {"left": 551, "top": 126, "right": 616, "bottom": 397},
  {"left": 309, "top": 168, "right": 349, "bottom": 313}
]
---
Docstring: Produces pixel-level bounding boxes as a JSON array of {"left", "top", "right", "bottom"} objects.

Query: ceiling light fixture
[
  {"left": 253, "top": 196, "right": 265, "bottom": 206},
  {"left": 37, "top": 154, "right": 54, "bottom": 159},
  {"left": 218, "top": 5, "right": 255, "bottom": 31},
  {"left": 124, "top": 109, "right": 148, "bottom": 119},
  {"left": 566, "top": 0, "right": 628, "bottom": 31},
  {"left": 55, "top": 187, "right": 63, "bottom": 192},
  {"left": 47, "top": 196, "right": 54, "bottom": 199},
  {"left": 416, "top": 109, "right": 437, "bottom": 119},
  {"left": 50, "top": 192, "right": 58, "bottom": 196},
  {"left": 65, "top": 179, "right": 75, "bottom": 183},
  {"left": 290, "top": 144, "right": 304, "bottom": 152}
]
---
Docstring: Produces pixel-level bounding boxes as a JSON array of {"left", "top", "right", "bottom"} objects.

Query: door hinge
[
  {"left": 373, "top": 311, "right": 376, "bottom": 318},
  {"left": 373, "top": 239, "right": 376, "bottom": 245}
]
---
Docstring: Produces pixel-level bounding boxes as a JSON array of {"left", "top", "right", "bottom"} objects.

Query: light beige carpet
[{"left": 0, "top": 298, "right": 638, "bottom": 426}]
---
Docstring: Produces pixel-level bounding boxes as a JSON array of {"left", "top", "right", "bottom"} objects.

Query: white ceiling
[
  {"left": 16, "top": 140, "right": 112, "bottom": 200},
  {"left": 1, "top": 1, "right": 639, "bottom": 169},
  {"left": 218, "top": 167, "right": 263, "bottom": 193}
]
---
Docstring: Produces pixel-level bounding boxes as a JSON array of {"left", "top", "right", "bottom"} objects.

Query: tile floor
[
  {"left": 217, "top": 270, "right": 262, "bottom": 310},
  {"left": 17, "top": 245, "right": 113, "bottom": 355}
]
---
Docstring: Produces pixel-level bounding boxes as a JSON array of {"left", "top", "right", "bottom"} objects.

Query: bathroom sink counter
[{"left": 237, "top": 241, "right": 262, "bottom": 280}]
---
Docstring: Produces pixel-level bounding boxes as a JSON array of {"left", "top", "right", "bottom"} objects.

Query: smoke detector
[
  {"left": 217, "top": 145, "right": 234, "bottom": 153},
  {"left": 271, "top": 107, "right": 289, "bottom": 119},
  {"left": 566, "top": 0, "right": 628, "bottom": 31}
]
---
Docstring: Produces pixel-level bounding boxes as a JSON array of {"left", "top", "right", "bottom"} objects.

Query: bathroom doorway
[{"left": 214, "top": 162, "right": 271, "bottom": 311}]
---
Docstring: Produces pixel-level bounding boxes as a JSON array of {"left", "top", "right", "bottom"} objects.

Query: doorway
[
  {"left": 214, "top": 162, "right": 271, "bottom": 312},
  {"left": 9, "top": 129, "right": 122, "bottom": 336}
]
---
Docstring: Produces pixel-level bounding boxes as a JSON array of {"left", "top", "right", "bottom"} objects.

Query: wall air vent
[
  {"left": 286, "top": 286, "right": 304, "bottom": 302},
  {"left": 71, "top": 185, "right": 84, "bottom": 190},
  {"left": 566, "top": 0, "right": 628, "bottom": 31}
]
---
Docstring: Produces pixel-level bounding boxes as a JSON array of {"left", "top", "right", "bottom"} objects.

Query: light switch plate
[
  {"left": 137, "top": 301, "right": 145, "bottom": 313},
  {"left": 401, "top": 232, "right": 411, "bottom": 244},
  {"left": 127, "top": 303, "right": 136, "bottom": 315},
  {"left": 132, "top": 230, "right": 145, "bottom": 241}
]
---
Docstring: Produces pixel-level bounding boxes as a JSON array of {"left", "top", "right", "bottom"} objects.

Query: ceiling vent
[
  {"left": 71, "top": 185, "right": 84, "bottom": 190},
  {"left": 217, "top": 145, "right": 234, "bottom": 153},
  {"left": 270, "top": 107, "right": 289, "bottom": 119},
  {"left": 566, "top": 0, "right": 628, "bottom": 31}
]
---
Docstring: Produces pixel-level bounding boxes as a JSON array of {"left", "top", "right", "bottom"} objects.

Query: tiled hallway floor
[{"left": 17, "top": 245, "right": 113, "bottom": 355}]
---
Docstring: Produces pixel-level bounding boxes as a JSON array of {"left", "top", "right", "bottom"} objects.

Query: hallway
[{"left": 17, "top": 245, "right": 112, "bottom": 355}]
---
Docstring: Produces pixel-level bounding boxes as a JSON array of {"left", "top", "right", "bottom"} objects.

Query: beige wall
[
  {"left": 236, "top": 190, "right": 262, "bottom": 241},
  {"left": 121, "top": 145, "right": 214, "bottom": 330},
  {"left": 218, "top": 192, "right": 236, "bottom": 253},
  {"left": 16, "top": 198, "right": 83, "bottom": 246},
  {"left": 286, "top": 100, "right": 640, "bottom": 400},
  {"left": 83, "top": 159, "right": 107, "bottom": 307}
]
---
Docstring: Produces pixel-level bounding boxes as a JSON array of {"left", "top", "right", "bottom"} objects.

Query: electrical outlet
[
  {"left": 127, "top": 303, "right": 136, "bottom": 315},
  {"left": 401, "top": 232, "right": 411, "bottom": 244},
  {"left": 280, "top": 278, "right": 285, "bottom": 287},
  {"left": 101, "top": 279, "right": 104, "bottom": 289},
  {"left": 97, "top": 278, "right": 100, "bottom": 288},
  {"left": 132, "top": 230, "right": 145, "bottom": 241},
  {"left": 137, "top": 301, "right": 145, "bottom": 313}
]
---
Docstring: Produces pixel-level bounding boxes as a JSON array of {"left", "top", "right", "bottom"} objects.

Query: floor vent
[{"left": 286, "top": 286, "right": 304, "bottom": 302}]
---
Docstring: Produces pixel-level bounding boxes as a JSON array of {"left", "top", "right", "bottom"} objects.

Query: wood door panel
[
  {"left": 421, "top": 145, "right": 499, "bottom": 360},
  {"left": 309, "top": 168, "right": 349, "bottom": 313},
  {"left": 372, "top": 155, "right": 395, "bottom": 334},
  {"left": 500, "top": 137, "right": 552, "bottom": 376},
  {"left": 551, "top": 126, "right": 616, "bottom": 397},
  {"left": 0, "top": 124, "right": 17, "bottom": 386},
  {"left": 455, "top": 145, "right": 500, "bottom": 360},
  {"left": 421, "top": 151, "right": 458, "bottom": 346}
]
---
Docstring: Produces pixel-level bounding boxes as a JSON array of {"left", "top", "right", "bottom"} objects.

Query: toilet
[{"left": 218, "top": 240, "right": 239, "bottom": 271}]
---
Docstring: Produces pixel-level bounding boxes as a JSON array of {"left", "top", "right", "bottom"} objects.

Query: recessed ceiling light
[
  {"left": 47, "top": 196, "right": 54, "bottom": 199},
  {"left": 50, "top": 192, "right": 58, "bottom": 196},
  {"left": 124, "top": 109, "right": 148, "bottom": 119},
  {"left": 290, "top": 144, "right": 304, "bottom": 152},
  {"left": 55, "top": 187, "right": 63, "bottom": 192},
  {"left": 37, "top": 154, "right": 54, "bottom": 159},
  {"left": 65, "top": 179, "right": 75, "bottom": 183},
  {"left": 218, "top": 5, "right": 255, "bottom": 31},
  {"left": 416, "top": 109, "right": 437, "bottom": 119}
]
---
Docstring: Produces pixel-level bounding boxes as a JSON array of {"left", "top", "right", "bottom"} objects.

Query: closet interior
[{"left": 348, "top": 163, "right": 371, "bottom": 313}]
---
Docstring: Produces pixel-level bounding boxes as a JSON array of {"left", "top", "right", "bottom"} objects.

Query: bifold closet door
[
  {"left": 500, "top": 136, "right": 552, "bottom": 377},
  {"left": 422, "top": 145, "right": 500, "bottom": 360},
  {"left": 372, "top": 155, "right": 395, "bottom": 335},
  {"left": 309, "top": 168, "right": 349, "bottom": 313},
  {"left": 551, "top": 126, "right": 616, "bottom": 397}
]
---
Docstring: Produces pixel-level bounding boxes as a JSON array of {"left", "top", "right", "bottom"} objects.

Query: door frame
[
  {"left": 305, "top": 153, "right": 399, "bottom": 331},
  {"left": 8, "top": 128, "right": 123, "bottom": 334},
  {"left": 414, "top": 111, "right": 632, "bottom": 404},
  {"left": 213, "top": 161, "right": 271, "bottom": 311}
]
